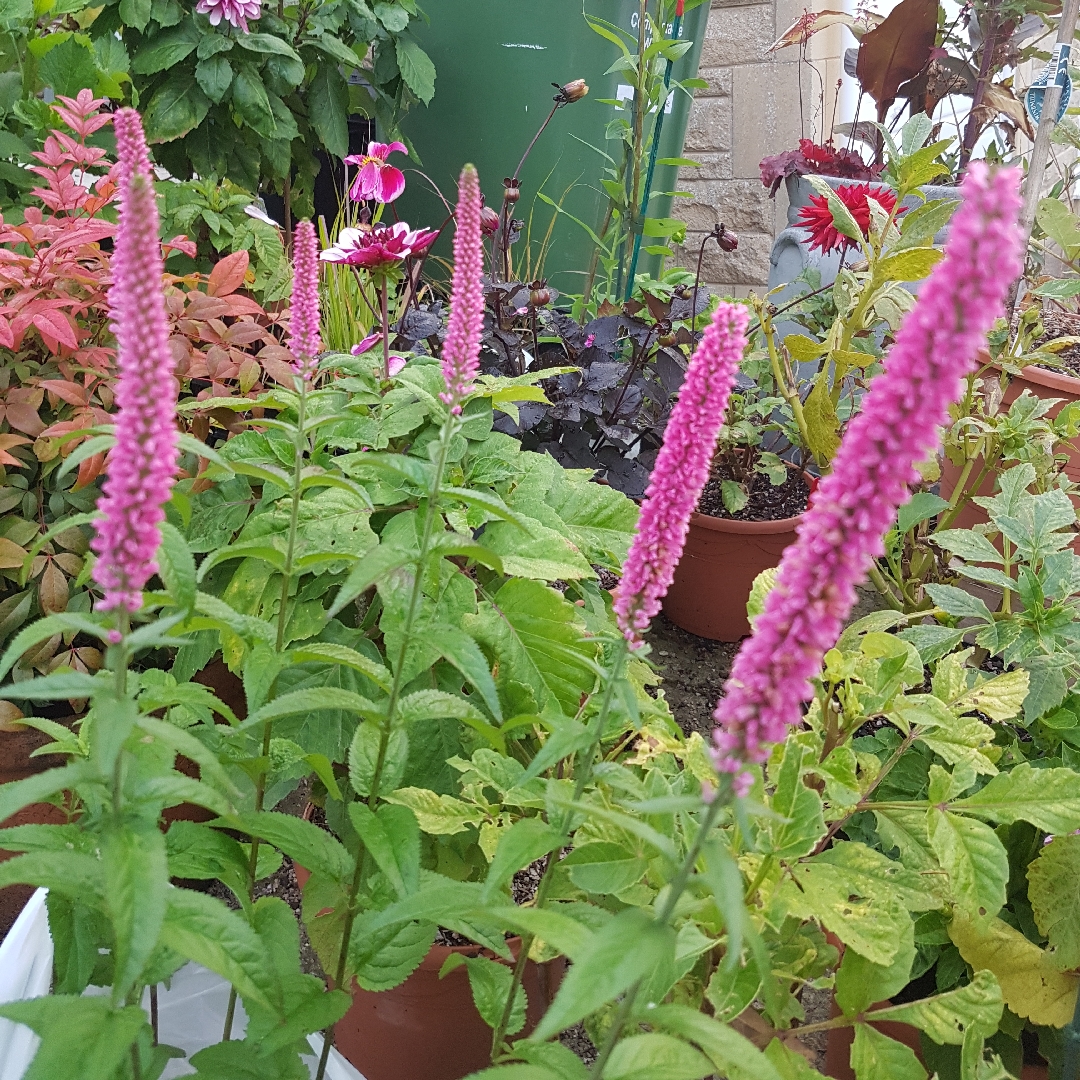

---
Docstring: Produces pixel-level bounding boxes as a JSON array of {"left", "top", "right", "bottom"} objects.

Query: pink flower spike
[
  {"left": 612, "top": 301, "right": 749, "bottom": 647},
  {"left": 288, "top": 219, "right": 321, "bottom": 379},
  {"left": 711, "top": 163, "right": 1024, "bottom": 788},
  {"left": 439, "top": 165, "right": 484, "bottom": 414},
  {"left": 90, "top": 109, "right": 180, "bottom": 613},
  {"left": 345, "top": 141, "right": 408, "bottom": 204},
  {"left": 195, "top": 0, "right": 261, "bottom": 32}
]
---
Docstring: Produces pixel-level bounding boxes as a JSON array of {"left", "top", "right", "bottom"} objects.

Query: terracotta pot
[
  {"left": 293, "top": 857, "right": 562, "bottom": 1080},
  {"left": 1, "top": 718, "right": 73, "bottom": 941},
  {"left": 941, "top": 353, "right": 1080, "bottom": 540},
  {"left": 662, "top": 508, "right": 803, "bottom": 642}
]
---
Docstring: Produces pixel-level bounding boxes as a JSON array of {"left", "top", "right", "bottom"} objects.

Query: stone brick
[
  {"left": 674, "top": 178, "right": 773, "bottom": 232},
  {"left": 675, "top": 231, "right": 773, "bottom": 287},
  {"left": 700, "top": 6, "right": 774, "bottom": 68},
  {"left": 681, "top": 151, "right": 733, "bottom": 180},
  {"left": 693, "top": 65, "right": 734, "bottom": 99},
  {"left": 683, "top": 94, "right": 732, "bottom": 154},
  {"left": 731, "top": 60, "right": 807, "bottom": 179}
]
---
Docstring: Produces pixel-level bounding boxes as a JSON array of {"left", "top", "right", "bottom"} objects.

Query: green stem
[
  {"left": 314, "top": 409, "right": 460, "bottom": 1080},
  {"left": 590, "top": 792, "right": 729, "bottom": 1077},
  {"left": 490, "top": 643, "right": 629, "bottom": 1060},
  {"left": 762, "top": 308, "right": 812, "bottom": 456},
  {"left": 225, "top": 379, "right": 309, "bottom": 1041}
]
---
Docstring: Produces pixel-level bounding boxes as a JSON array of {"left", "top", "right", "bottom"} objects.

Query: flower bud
[
  {"left": 717, "top": 226, "right": 739, "bottom": 252},
  {"left": 529, "top": 281, "right": 551, "bottom": 307},
  {"left": 480, "top": 205, "right": 500, "bottom": 235},
  {"left": 502, "top": 177, "right": 520, "bottom": 204},
  {"left": 561, "top": 79, "right": 588, "bottom": 103}
]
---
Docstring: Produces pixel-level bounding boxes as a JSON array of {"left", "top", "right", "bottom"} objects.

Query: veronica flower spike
[
  {"left": 612, "top": 301, "right": 750, "bottom": 647},
  {"left": 288, "top": 219, "right": 322, "bottom": 379},
  {"left": 439, "top": 164, "right": 485, "bottom": 413},
  {"left": 712, "top": 163, "right": 1024, "bottom": 792},
  {"left": 90, "top": 109, "right": 179, "bottom": 617}
]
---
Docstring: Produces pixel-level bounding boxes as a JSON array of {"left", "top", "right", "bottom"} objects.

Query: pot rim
[
  {"left": 989, "top": 356, "right": 1080, "bottom": 395},
  {"left": 690, "top": 465, "right": 812, "bottom": 534}
]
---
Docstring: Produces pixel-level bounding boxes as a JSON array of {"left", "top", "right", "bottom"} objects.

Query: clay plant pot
[
  {"left": 0, "top": 715, "right": 73, "bottom": 941},
  {"left": 292, "top": 857, "right": 562, "bottom": 1080},
  {"left": 941, "top": 351, "right": 1080, "bottom": 538},
  {"left": 662, "top": 503, "right": 805, "bottom": 642}
]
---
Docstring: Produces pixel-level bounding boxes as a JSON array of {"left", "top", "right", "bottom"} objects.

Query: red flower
[{"left": 796, "top": 183, "right": 901, "bottom": 255}]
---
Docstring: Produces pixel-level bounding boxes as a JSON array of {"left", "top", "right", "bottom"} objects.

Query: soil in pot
[{"left": 663, "top": 467, "right": 810, "bottom": 642}]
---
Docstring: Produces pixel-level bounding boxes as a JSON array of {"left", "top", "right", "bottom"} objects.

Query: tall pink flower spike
[
  {"left": 288, "top": 220, "right": 322, "bottom": 379},
  {"left": 712, "top": 163, "right": 1024, "bottom": 795},
  {"left": 440, "top": 165, "right": 484, "bottom": 414},
  {"left": 90, "top": 109, "right": 179, "bottom": 615},
  {"left": 613, "top": 302, "right": 749, "bottom": 646}
]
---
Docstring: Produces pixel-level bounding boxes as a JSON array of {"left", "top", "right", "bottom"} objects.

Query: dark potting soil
[
  {"left": 697, "top": 466, "right": 810, "bottom": 522},
  {"left": 1035, "top": 310, "right": 1080, "bottom": 377},
  {"left": 434, "top": 858, "right": 549, "bottom": 946}
]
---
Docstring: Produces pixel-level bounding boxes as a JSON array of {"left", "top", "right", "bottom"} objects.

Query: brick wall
[{"left": 673, "top": 0, "right": 841, "bottom": 294}]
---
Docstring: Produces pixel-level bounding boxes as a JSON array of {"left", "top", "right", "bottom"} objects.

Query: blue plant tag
[{"left": 1026, "top": 42, "right": 1072, "bottom": 125}]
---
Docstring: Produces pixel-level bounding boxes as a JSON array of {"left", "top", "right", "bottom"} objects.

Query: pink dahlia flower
[
  {"left": 320, "top": 222, "right": 437, "bottom": 272},
  {"left": 612, "top": 302, "right": 749, "bottom": 647},
  {"left": 345, "top": 141, "right": 408, "bottom": 204},
  {"left": 439, "top": 165, "right": 484, "bottom": 413},
  {"left": 712, "top": 163, "right": 1024, "bottom": 793},
  {"left": 351, "top": 333, "right": 407, "bottom": 377},
  {"left": 287, "top": 220, "right": 321, "bottom": 379},
  {"left": 195, "top": 0, "right": 260, "bottom": 32},
  {"left": 91, "top": 110, "right": 179, "bottom": 613}
]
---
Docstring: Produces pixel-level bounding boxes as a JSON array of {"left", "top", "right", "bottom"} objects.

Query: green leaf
[
  {"left": 872, "top": 969, "right": 1003, "bottom": 1044},
  {"left": 0, "top": 762, "right": 93, "bottom": 824},
  {"left": 761, "top": 741, "right": 826, "bottom": 860},
  {"left": 158, "top": 521, "right": 196, "bottom": 611},
  {"left": 290, "top": 641, "right": 392, "bottom": 692},
  {"left": 328, "top": 544, "right": 413, "bottom": 618},
  {"left": 431, "top": 622, "right": 502, "bottom": 723},
  {"left": 349, "top": 719, "right": 408, "bottom": 798},
  {"left": 875, "top": 248, "right": 943, "bottom": 284},
  {"left": 235, "top": 31, "right": 301, "bottom": 60},
  {"left": 231, "top": 64, "right": 276, "bottom": 139},
  {"left": 949, "top": 764, "right": 1080, "bottom": 834},
  {"left": 119, "top": 0, "right": 151, "bottom": 28},
  {"left": 482, "top": 817, "right": 563, "bottom": 900},
  {"left": 645, "top": 1005, "right": 785, "bottom": 1080},
  {"left": 807, "top": 176, "right": 863, "bottom": 244},
  {"left": 308, "top": 63, "right": 349, "bottom": 159},
  {"left": 949, "top": 912, "right": 1078, "bottom": 1027},
  {"left": 351, "top": 918, "right": 435, "bottom": 992},
  {"left": 928, "top": 809, "right": 1008, "bottom": 921},
  {"left": 101, "top": 825, "right": 168, "bottom": 1000},
  {"left": 895, "top": 198, "right": 959, "bottom": 250},
  {"left": 442, "top": 953, "right": 527, "bottom": 1035},
  {"left": 131, "top": 18, "right": 199, "bottom": 73},
  {"left": 239, "top": 686, "right": 381, "bottom": 733},
  {"left": 383, "top": 787, "right": 486, "bottom": 835},
  {"left": 195, "top": 54, "right": 233, "bottom": 103},
  {"left": 705, "top": 954, "right": 761, "bottom": 1022},
  {"left": 850, "top": 1023, "right": 926, "bottom": 1080},
  {"left": 482, "top": 905, "right": 596, "bottom": 963},
  {"left": 930, "top": 529, "right": 1004, "bottom": 564},
  {"left": 0, "top": 997, "right": 148, "bottom": 1080},
  {"left": 784, "top": 334, "right": 827, "bottom": 363},
  {"left": 562, "top": 841, "right": 647, "bottom": 895},
  {"left": 951, "top": 669, "right": 1029, "bottom": 723},
  {"left": 0, "top": 849, "right": 103, "bottom": 900},
  {"left": 463, "top": 579, "right": 598, "bottom": 718},
  {"left": 1027, "top": 834, "right": 1080, "bottom": 971},
  {"left": 159, "top": 888, "right": 282, "bottom": 1016},
  {"left": 480, "top": 520, "right": 595, "bottom": 581},
  {"left": 38, "top": 37, "right": 99, "bottom": 98},
  {"left": 924, "top": 583, "right": 994, "bottom": 622},
  {"left": 604, "top": 1033, "right": 713, "bottom": 1080},
  {"left": 348, "top": 802, "right": 419, "bottom": 899},
  {"left": 802, "top": 377, "right": 840, "bottom": 461},
  {"left": 897, "top": 493, "right": 951, "bottom": 534},
  {"left": 836, "top": 911, "right": 915, "bottom": 1016},
  {"left": 223, "top": 810, "right": 352, "bottom": 882},
  {"left": 142, "top": 79, "right": 210, "bottom": 143},
  {"left": 395, "top": 35, "right": 435, "bottom": 103},
  {"left": 530, "top": 908, "right": 676, "bottom": 1041}
]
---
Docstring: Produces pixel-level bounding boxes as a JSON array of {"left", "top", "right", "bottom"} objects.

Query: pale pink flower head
[
  {"left": 712, "top": 163, "right": 1024, "bottom": 792},
  {"left": 320, "top": 221, "right": 437, "bottom": 273},
  {"left": 91, "top": 109, "right": 179, "bottom": 613},
  {"left": 345, "top": 141, "right": 408, "bottom": 204},
  {"left": 351, "top": 333, "right": 407, "bottom": 376},
  {"left": 288, "top": 220, "right": 321, "bottom": 379},
  {"left": 612, "top": 301, "right": 749, "bottom": 647},
  {"left": 195, "top": 0, "right": 260, "bottom": 32},
  {"left": 439, "top": 164, "right": 484, "bottom": 414}
]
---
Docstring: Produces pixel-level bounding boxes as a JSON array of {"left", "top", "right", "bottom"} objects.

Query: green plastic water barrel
[{"left": 394, "top": 0, "right": 708, "bottom": 295}]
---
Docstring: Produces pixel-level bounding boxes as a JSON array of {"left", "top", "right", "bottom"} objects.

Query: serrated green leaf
[
  {"left": 850, "top": 1023, "right": 926, "bottom": 1080},
  {"left": 1027, "top": 834, "right": 1080, "bottom": 971},
  {"left": 872, "top": 969, "right": 1003, "bottom": 1044},
  {"left": 949, "top": 763, "right": 1080, "bottom": 833},
  {"left": 383, "top": 787, "right": 486, "bottom": 834},
  {"left": 929, "top": 809, "right": 1008, "bottom": 920}
]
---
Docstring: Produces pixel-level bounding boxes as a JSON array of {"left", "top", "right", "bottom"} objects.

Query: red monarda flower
[{"left": 796, "top": 183, "right": 902, "bottom": 255}]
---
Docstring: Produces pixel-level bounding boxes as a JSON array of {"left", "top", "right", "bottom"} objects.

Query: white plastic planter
[{"left": 0, "top": 889, "right": 365, "bottom": 1080}]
